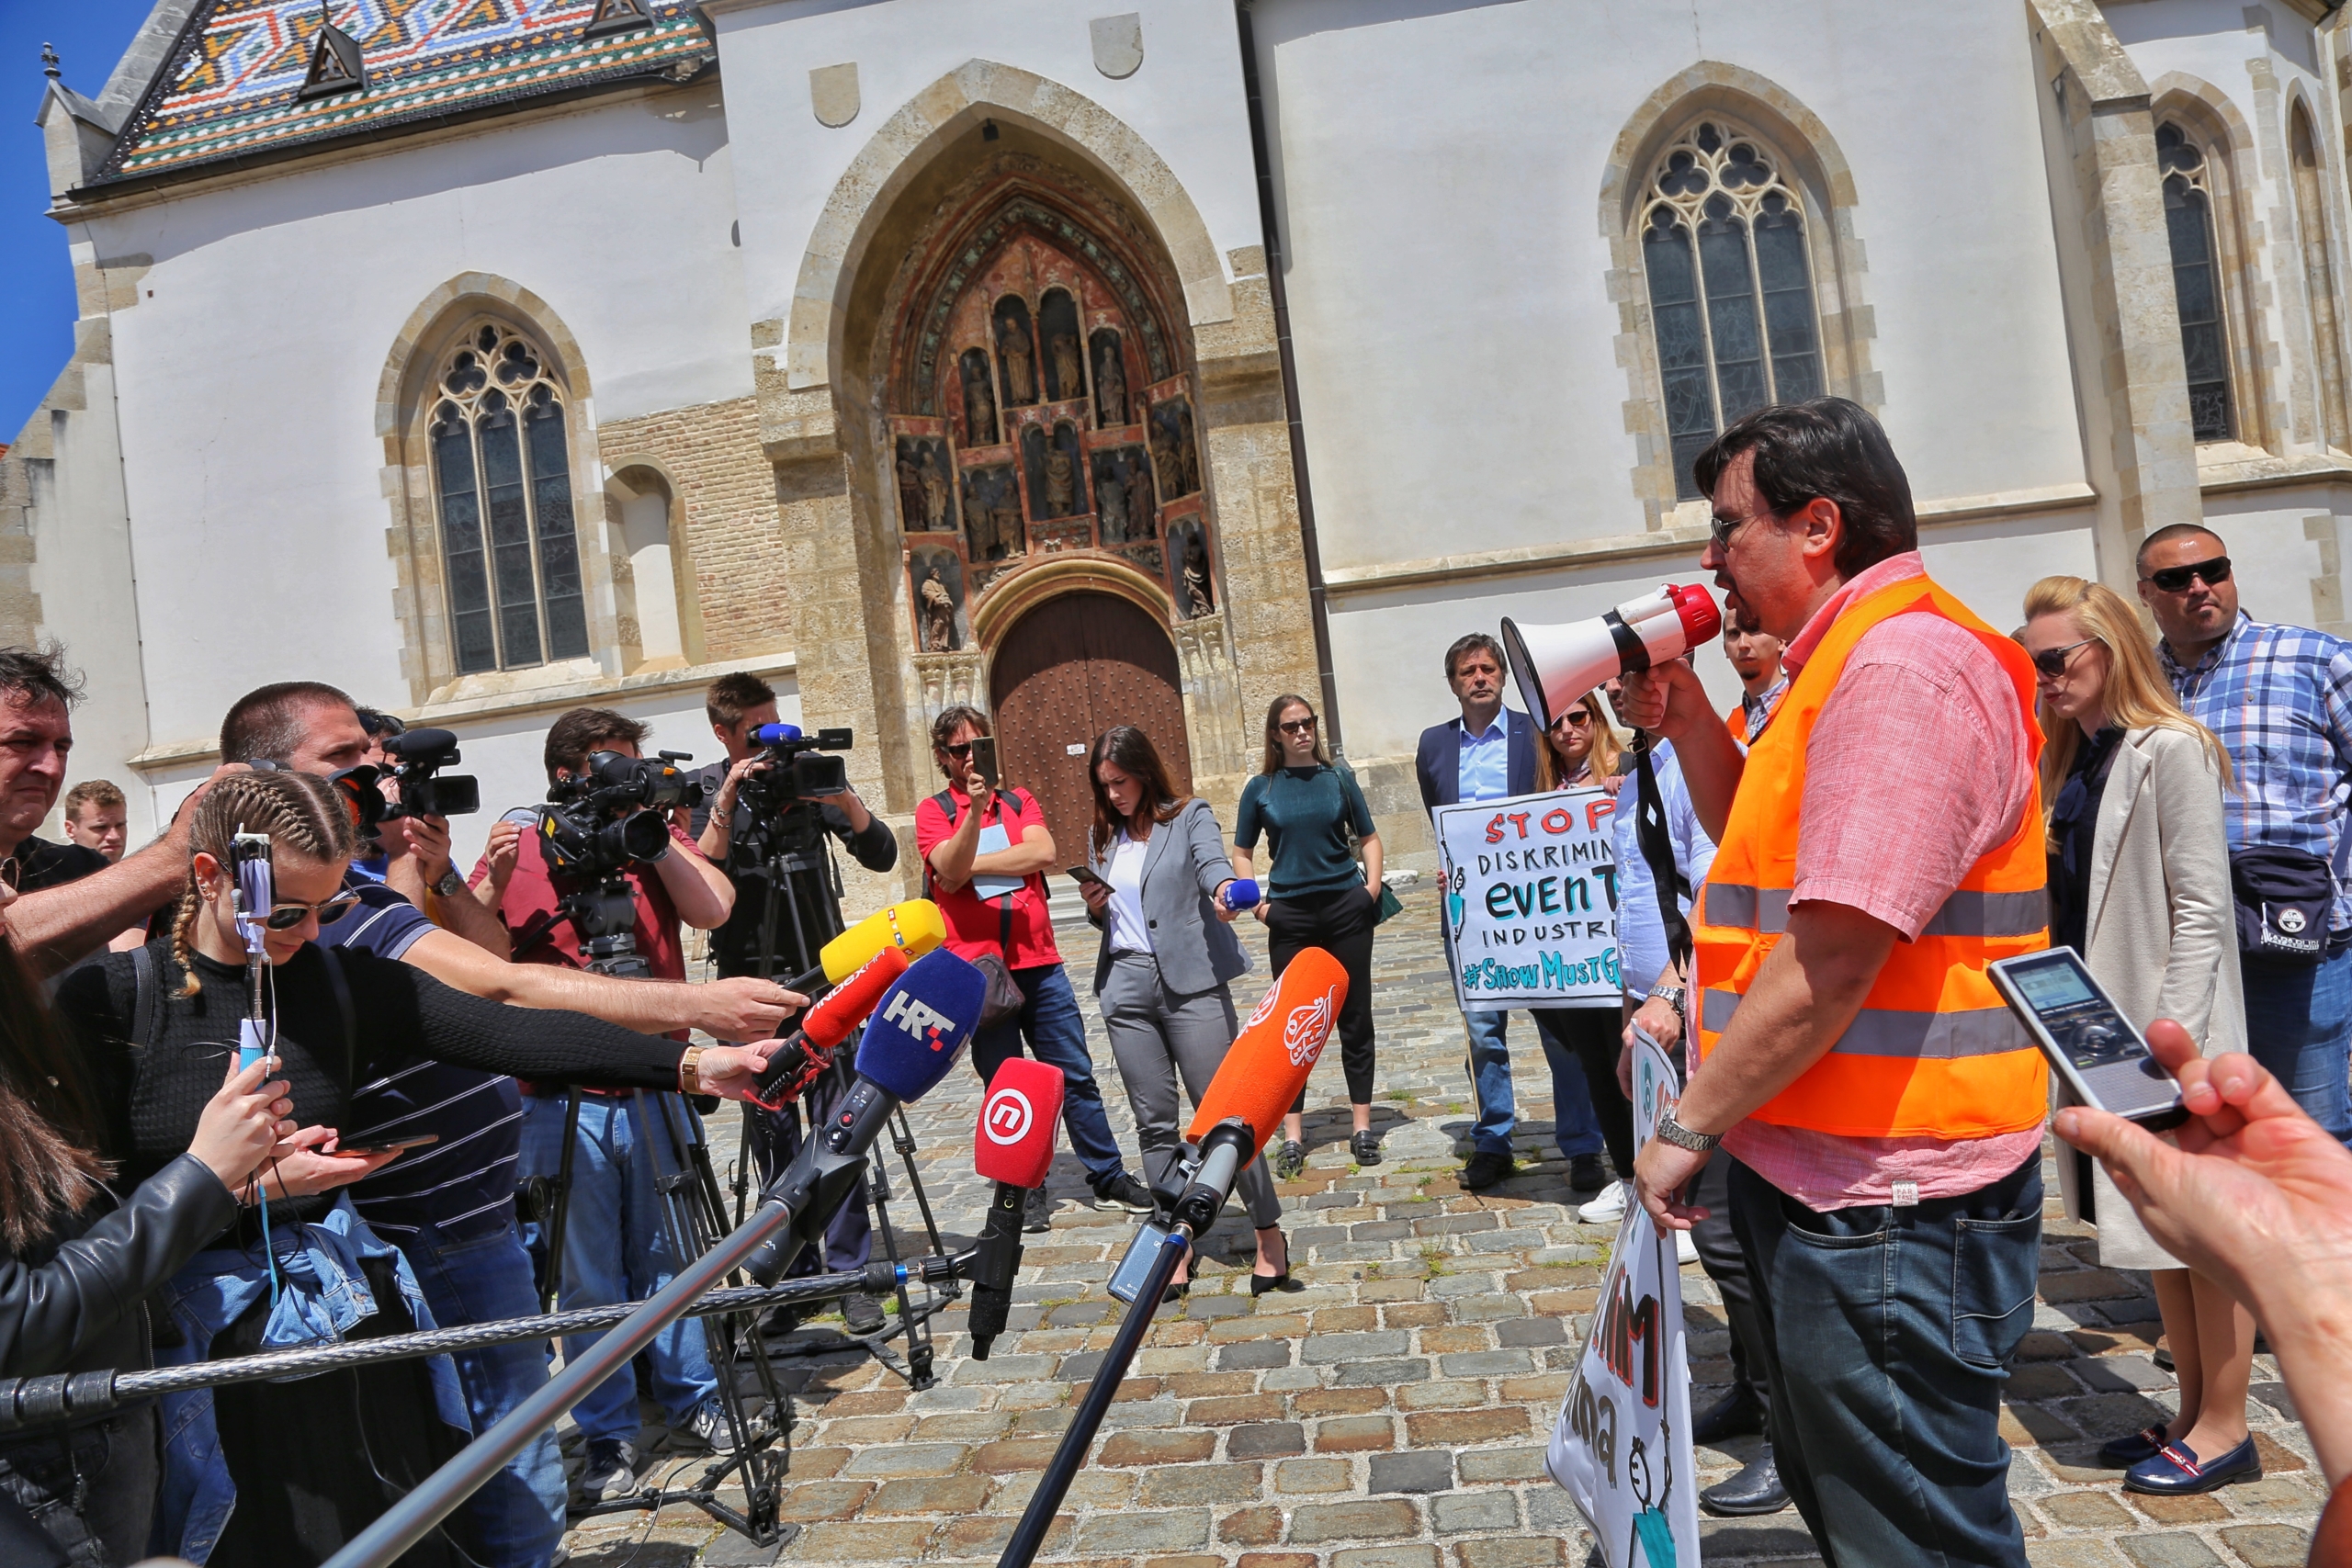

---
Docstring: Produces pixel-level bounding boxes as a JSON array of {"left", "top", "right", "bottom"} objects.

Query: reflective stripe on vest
[{"left": 1692, "top": 572, "right": 2051, "bottom": 1140}]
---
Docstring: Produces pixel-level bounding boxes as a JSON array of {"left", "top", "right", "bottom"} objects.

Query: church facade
[{"left": 7, "top": 0, "right": 2350, "bottom": 891}]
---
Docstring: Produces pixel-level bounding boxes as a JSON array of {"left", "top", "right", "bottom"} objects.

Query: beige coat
[{"left": 2055, "top": 724, "right": 2245, "bottom": 1270}]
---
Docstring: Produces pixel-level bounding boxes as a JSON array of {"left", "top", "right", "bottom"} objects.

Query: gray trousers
[{"left": 1099, "top": 951, "right": 1283, "bottom": 1229}]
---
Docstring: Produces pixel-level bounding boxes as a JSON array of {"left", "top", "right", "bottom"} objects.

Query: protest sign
[
  {"left": 1433, "top": 786, "right": 1620, "bottom": 1010},
  {"left": 1546, "top": 1029, "right": 1700, "bottom": 1568}
]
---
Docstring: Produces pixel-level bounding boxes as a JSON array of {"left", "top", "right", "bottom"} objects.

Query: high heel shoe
[{"left": 1250, "top": 1270, "right": 1302, "bottom": 1297}]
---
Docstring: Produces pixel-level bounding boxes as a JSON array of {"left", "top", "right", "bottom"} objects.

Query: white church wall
[
  {"left": 709, "top": 0, "right": 1267, "bottom": 346},
  {"left": 69, "top": 88, "right": 751, "bottom": 797},
  {"left": 1256, "top": 0, "right": 2084, "bottom": 575},
  {"left": 2201, "top": 484, "right": 2352, "bottom": 629}
]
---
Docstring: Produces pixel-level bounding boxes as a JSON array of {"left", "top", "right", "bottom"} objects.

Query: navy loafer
[
  {"left": 2097, "top": 1424, "right": 2168, "bottom": 1469},
  {"left": 2124, "top": 1434, "right": 2261, "bottom": 1495}
]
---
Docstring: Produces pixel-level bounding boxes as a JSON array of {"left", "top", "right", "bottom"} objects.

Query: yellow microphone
[{"left": 786, "top": 899, "right": 949, "bottom": 994}]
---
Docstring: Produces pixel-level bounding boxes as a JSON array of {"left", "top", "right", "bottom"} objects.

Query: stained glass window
[
  {"left": 424, "top": 326, "right": 590, "bottom": 673},
  {"left": 1639, "top": 122, "right": 1829, "bottom": 500},
  {"left": 2158, "top": 122, "right": 2234, "bottom": 444}
]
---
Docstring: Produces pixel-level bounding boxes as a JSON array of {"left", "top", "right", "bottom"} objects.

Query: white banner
[
  {"left": 1546, "top": 1029, "right": 1700, "bottom": 1568},
  {"left": 1434, "top": 786, "right": 1621, "bottom": 1010}
]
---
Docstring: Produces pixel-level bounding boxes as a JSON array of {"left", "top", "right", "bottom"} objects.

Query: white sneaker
[
  {"left": 1675, "top": 1228, "right": 1701, "bottom": 1267},
  {"left": 1577, "top": 1181, "right": 1630, "bottom": 1224},
  {"left": 682, "top": 1399, "right": 739, "bottom": 1453}
]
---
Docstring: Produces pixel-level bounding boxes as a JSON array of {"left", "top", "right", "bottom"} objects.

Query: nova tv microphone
[
  {"left": 746, "top": 949, "right": 989, "bottom": 1285},
  {"left": 744, "top": 944, "right": 910, "bottom": 1111},
  {"left": 1499, "top": 583, "right": 1722, "bottom": 730},
  {"left": 968, "top": 1058, "right": 1065, "bottom": 1359},
  {"left": 782, "top": 899, "right": 949, "bottom": 997}
]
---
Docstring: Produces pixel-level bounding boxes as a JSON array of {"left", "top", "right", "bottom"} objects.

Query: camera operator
[
  {"left": 688, "top": 673, "right": 895, "bottom": 1333},
  {"left": 215, "top": 682, "right": 800, "bottom": 1568},
  {"left": 472, "top": 706, "right": 741, "bottom": 1506}
]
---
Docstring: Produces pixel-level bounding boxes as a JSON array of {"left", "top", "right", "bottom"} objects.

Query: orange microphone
[{"left": 1172, "top": 947, "right": 1349, "bottom": 1226}]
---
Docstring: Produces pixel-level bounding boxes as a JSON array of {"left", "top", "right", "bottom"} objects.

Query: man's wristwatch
[
  {"left": 677, "top": 1045, "right": 707, "bottom": 1095},
  {"left": 1647, "top": 983, "right": 1687, "bottom": 1018},
  {"left": 1656, "top": 1111, "right": 1720, "bottom": 1154},
  {"left": 434, "top": 867, "right": 467, "bottom": 899}
]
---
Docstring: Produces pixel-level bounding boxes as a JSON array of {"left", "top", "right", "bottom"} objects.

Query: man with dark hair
[
  {"left": 2142, "top": 522, "right": 2352, "bottom": 1146},
  {"left": 0, "top": 645, "right": 107, "bottom": 897},
  {"left": 474, "top": 705, "right": 741, "bottom": 1505},
  {"left": 62, "top": 779, "right": 128, "bottom": 863},
  {"left": 219, "top": 679, "right": 364, "bottom": 769},
  {"left": 1415, "top": 633, "right": 1551, "bottom": 1190},
  {"left": 1618, "top": 397, "right": 2048, "bottom": 1564},
  {"left": 917, "top": 703, "right": 1146, "bottom": 1224},
  {"left": 687, "top": 671, "right": 896, "bottom": 1331}
]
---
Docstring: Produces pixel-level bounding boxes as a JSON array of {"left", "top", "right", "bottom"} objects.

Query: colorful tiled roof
[{"left": 90, "top": 0, "right": 713, "bottom": 187}]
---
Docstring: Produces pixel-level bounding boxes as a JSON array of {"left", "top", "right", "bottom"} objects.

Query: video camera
[
  {"left": 539, "top": 749, "right": 709, "bottom": 879},
  {"left": 734, "top": 724, "right": 854, "bottom": 818},
  {"left": 322, "top": 726, "right": 481, "bottom": 844}
]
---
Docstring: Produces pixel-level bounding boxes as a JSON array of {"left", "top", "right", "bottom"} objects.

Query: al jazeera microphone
[
  {"left": 1498, "top": 584, "right": 1722, "bottom": 729},
  {"left": 745, "top": 949, "right": 989, "bottom": 1285},
  {"left": 782, "top": 899, "right": 950, "bottom": 997},
  {"left": 744, "top": 944, "right": 910, "bottom": 1111},
  {"left": 968, "top": 1059, "right": 1065, "bottom": 1360}
]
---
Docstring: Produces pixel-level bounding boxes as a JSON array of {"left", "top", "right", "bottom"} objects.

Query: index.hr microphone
[
  {"left": 744, "top": 944, "right": 910, "bottom": 1111},
  {"left": 746, "top": 949, "right": 989, "bottom": 1285},
  {"left": 783, "top": 898, "right": 949, "bottom": 995},
  {"left": 1499, "top": 584, "right": 1722, "bottom": 730},
  {"left": 968, "top": 1058, "right": 1065, "bottom": 1359}
]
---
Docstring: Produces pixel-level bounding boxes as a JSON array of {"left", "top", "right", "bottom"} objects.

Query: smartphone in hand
[
  {"left": 1065, "top": 864, "right": 1107, "bottom": 887},
  {"left": 971, "top": 736, "right": 1000, "bottom": 792}
]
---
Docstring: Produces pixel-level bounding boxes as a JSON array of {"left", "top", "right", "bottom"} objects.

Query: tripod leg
[{"left": 540, "top": 1090, "right": 583, "bottom": 1314}]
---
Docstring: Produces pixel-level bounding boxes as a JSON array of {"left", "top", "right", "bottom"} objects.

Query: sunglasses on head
[
  {"left": 2142, "top": 556, "right": 2231, "bottom": 593},
  {"left": 1278, "top": 716, "right": 1318, "bottom": 735},
  {"left": 2030, "top": 637, "right": 2098, "bottom": 680}
]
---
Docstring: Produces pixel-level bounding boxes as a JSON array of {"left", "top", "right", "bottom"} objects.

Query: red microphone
[
  {"left": 1186, "top": 947, "right": 1350, "bottom": 1154},
  {"left": 745, "top": 945, "right": 910, "bottom": 1111},
  {"left": 968, "top": 1059, "right": 1065, "bottom": 1359}
]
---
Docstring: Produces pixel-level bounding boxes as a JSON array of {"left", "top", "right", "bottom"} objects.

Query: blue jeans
[
  {"left": 2243, "top": 947, "right": 2352, "bottom": 1145},
  {"left": 518, "top": 1094, "right": 718, "bottom": 1445},
  {"left": 970, "top": 963, "right": 1128, "bottom": 1189},
  {"left": 393, "top": 1217, "right": 567, "bottom": 1567},
  {"left": 1730, "top": 1152, "right": 2041, "bottom": 1567},
  {"left": 1463, "top": 1010, "right": 1603, "bottom": 1159}
]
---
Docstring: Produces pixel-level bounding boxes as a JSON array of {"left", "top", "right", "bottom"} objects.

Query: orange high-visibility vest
[{"left": 1693, "top": 574, "right": 2050, "bottom": 1138}]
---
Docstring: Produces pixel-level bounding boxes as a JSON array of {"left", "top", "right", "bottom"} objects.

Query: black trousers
[
  {"left": 1264, "top": 883, "right": 1379, "bottom": 1107},
  {"left": 1529, "top": 1007, "right": 1635, "bottom": 1176},
  {"left": 1692, "top": 1148, "right": 1771, "bottom": 1411}
]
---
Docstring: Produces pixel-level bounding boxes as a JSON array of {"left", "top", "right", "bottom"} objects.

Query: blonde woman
[{"left": 2021, "top": 575, "right": 2250, "bottom": 1497}]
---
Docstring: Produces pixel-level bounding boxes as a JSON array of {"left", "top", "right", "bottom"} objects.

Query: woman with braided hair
[{"left": 51, "top": 771, "right": 786, "bottom": 1567}]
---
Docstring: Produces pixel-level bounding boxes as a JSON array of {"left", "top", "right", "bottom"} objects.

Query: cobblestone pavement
[{"left": 554, "top": 886, "right": 2324, "bottom": 1567}]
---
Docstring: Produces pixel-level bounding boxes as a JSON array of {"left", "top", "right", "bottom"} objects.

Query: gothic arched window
[
  {"left": 2290, "top": 105, "right": 2349, "bottom": 450},
  {"left": 426, "top": 324, "right": 588, "bottom": 673},
  {"left": 2158, "top": 121, "right": 2235, "bottom": 444},
  {"left": 1639, "top": 120, "right": 1826, "bottom": 500}
]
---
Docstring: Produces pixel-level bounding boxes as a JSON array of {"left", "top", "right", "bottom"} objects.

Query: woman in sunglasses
[
  {"left": 49, "top": 771, "right": 781, "bottom": 1565},
  {"left": 1232, "top": 694, "right": 1385, "bottom": 1179},
  {"left": 2020, "top": 575, "right": 2252, "bottom": 1497}
]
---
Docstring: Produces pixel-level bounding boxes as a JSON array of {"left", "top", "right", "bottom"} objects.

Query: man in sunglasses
[
  {"left": 2143, "top": 523, "right": 2352, "bottom": 1147},
  {"left": 206, "top": 681, "right": 805, "bottom": 1568}
]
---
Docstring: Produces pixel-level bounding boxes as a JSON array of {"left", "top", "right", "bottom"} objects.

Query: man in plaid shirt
[{"left": 2143, "top": 523, "right": 2352, "bottom": 1145}]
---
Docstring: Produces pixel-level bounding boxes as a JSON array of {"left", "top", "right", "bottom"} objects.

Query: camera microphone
[
  {"left": 967, "top": 1058, "right": 1064, "bottom": 1359},
  {"left": 745, "top": 950, "right": 989, "bottom": 1285},
  {"left": 742, "top": 945, "right": 910, "bottom": 1111}
]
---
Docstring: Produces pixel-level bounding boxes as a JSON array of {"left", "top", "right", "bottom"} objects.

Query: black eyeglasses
[
  {"left": 2142, "top": 556, "right": 2231, "bottom": 593},
  {"left": 1278, "top": 716, "right": 1318, "bottom": 735},
  {"left": 2030, "top": 637, "right": 2098, "bottom": 680}
]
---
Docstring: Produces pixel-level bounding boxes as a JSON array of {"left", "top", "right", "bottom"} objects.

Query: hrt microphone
[
  {"left": 783, "top": 899, "right": 949, "bottom": 996},
  {"left": 1221, "top": 878, "right": 1261, "bottom": 912},
  {"left": 746, "top": 950, "right": 989, "bottom": 1284},
  {"left": 1171, "top": 947, "right": 1350, "bottom": 1228},
  {"left": 967, "top": 1059, "right": 1065, "bottom": 1360},
  {"left": 1499, "top": 584, "right": 1722, "bottom": 730},
  {"left": 744, "top": 945, "right": 910, "bottom": 1111}
]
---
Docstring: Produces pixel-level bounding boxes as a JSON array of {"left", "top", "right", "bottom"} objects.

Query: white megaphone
[{"left": 1499, "top": 584, "right": 1724, "bottom": 729}]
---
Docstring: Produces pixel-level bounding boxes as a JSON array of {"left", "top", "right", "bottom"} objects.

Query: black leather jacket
[{"left": 0, "top": 1154, "right": 240, "bottom": 1404}]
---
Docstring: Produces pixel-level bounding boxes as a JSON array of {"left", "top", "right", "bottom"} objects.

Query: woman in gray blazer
[
  {"left": 2024, "top": 576, "right": 2249, "bottom": 1497},
  {"left": 1077, "top": 726, "right": 1296, "bottom": 1299}
]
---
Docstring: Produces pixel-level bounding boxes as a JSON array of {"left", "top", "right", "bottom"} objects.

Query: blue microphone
[
  {"left": 1223, "top": 878, "right": 1261, "bottom": 912},
  {"left": 747, "top": 951, "right": 989, "bottom": 1284},
  {"left": 751, "top": 722, "right": 803, "bottom": 746}
]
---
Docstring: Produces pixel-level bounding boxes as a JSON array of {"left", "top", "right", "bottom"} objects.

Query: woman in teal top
[{"left": 1232, "top": 694, "right": 1384, "bottom": 1179}]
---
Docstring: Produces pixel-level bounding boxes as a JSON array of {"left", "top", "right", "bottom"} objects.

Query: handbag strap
[
  {"left": 1632, "top": 738, "right": 1693, "bottom": 966},
  {"left": 930, "top": 787, "right": 1020, "bottom": 960}
]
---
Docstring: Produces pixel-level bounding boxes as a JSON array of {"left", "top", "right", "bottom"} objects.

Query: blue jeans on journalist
[
  {"left": 392, "top": 1214, "right": 568, "bottom": 1567},
  {"left": 2243, "top": 946, "right": 2352, "bottom": 1146},
  {"left": 1463, "top": 1009, "right": 1603, "bottom": 1160},
  {"left": 1729, "top": 1151, "right": 2041, "bottom": 1568},
  {"left": 518, "top": 1093, "right": 718, "bottom": 1444},
  {"left": 970, "top": 962, "right": 1130, "bottom": 1191}
]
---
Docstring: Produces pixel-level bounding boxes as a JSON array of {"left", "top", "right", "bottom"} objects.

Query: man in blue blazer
[{"left": 1416, "top": 634, "right": 1544, "bottom": 1190}]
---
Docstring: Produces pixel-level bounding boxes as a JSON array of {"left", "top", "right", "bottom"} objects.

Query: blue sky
[{"left": 0, "top": 0, "right": 153, "bottom": 445}]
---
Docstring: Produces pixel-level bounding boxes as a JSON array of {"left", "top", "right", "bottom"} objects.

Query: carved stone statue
[
  {"left": 1182, "top": 532, "right": 1214, "bottom": 617},
  {"left": 921, "top": 459, "right": 949, "bottom": 530},
  {"left": 897, "top": 455, "right": 929, "bottom": 529},
  {"left": 964, "top": 364, "right": 996, "bottom": 446},
  {"left": 997, "top": 317, "right": 1034, "bottom": 403},
  {"left": 1174, "top": 411, "right": 1200, "bottom": 494},
  {"left": 991, "top": 497, "right": 1024, "bottom": 556},
  {"left": 1050, "top": 334, "right": 1083, "bottom": 404},
  {"left": 1094, "top": 344, "right": 1126, "bottom": 425},
  {"left": 1128, "top": 464, "right": 1156, "bottom": 536},
  {"left": 1098, "top": 460, "right": 1128, "bottom": 540},
  {"left": 1151, "top": 435, "right": 1181, "bottom": 501},
  {"left": 920, "top": 566, "right": 956, "bottom": 651},
  {"left": 1045, "top": 446, "right": 1075, "bottom": 515}
]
